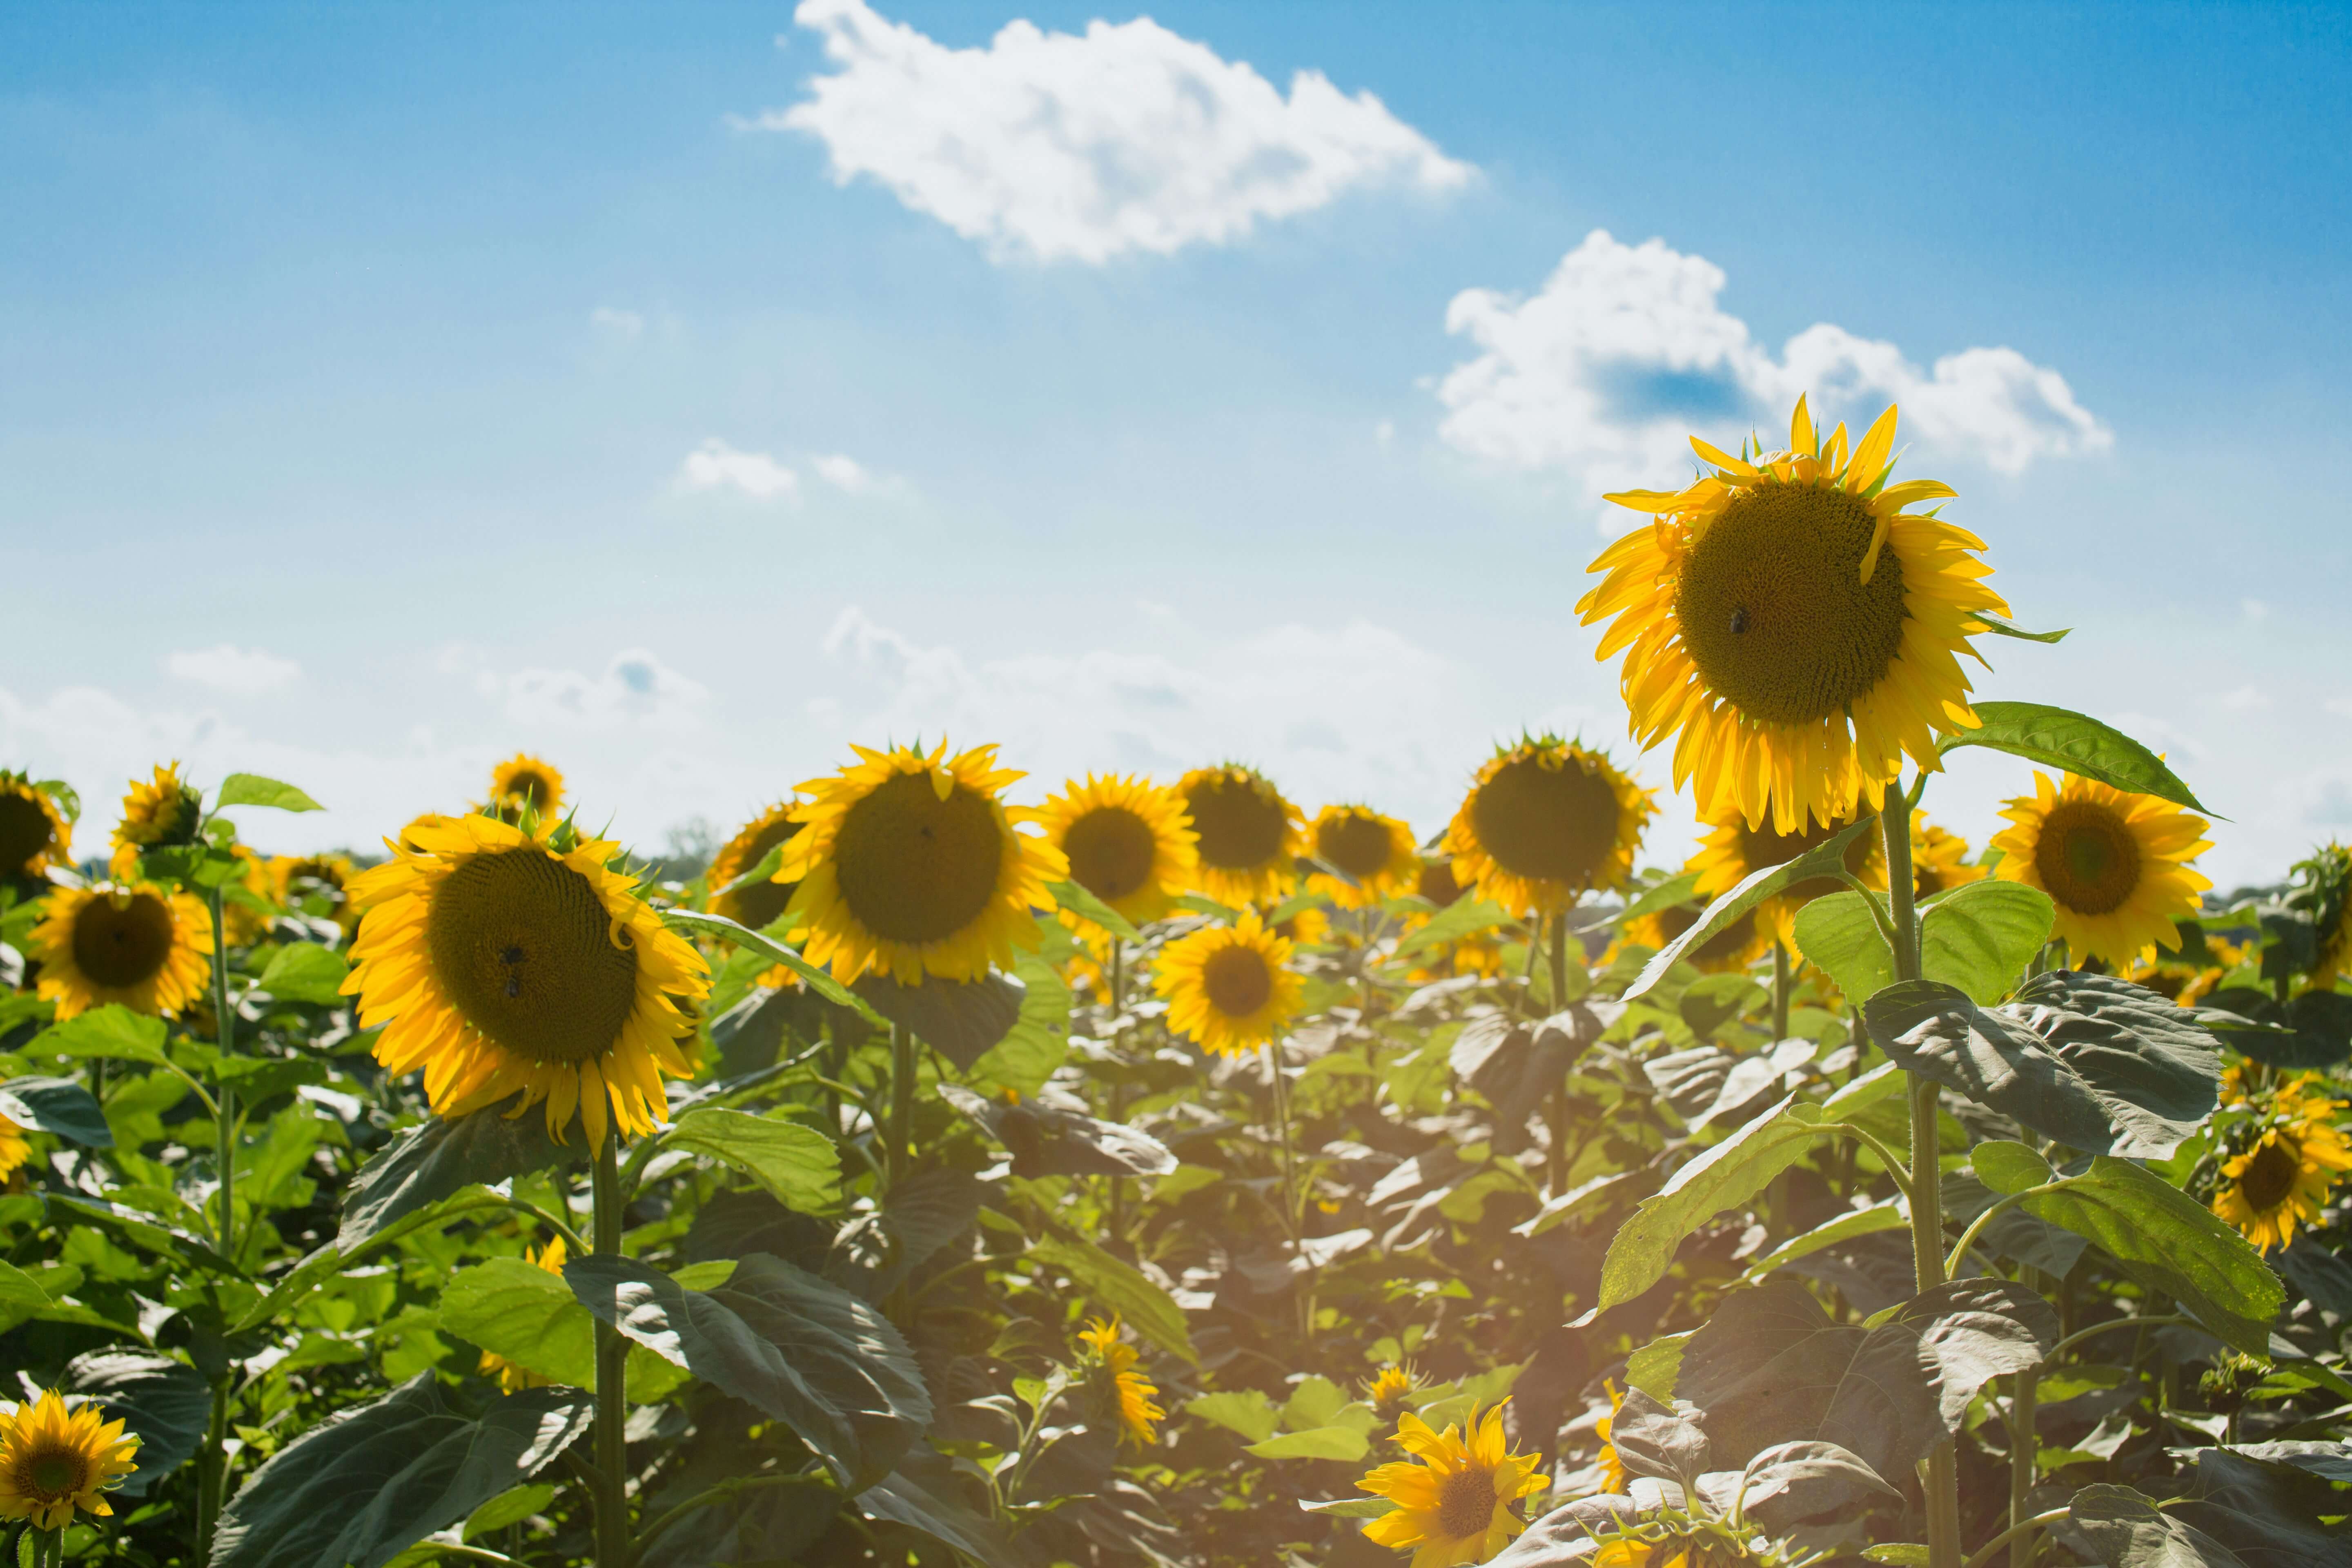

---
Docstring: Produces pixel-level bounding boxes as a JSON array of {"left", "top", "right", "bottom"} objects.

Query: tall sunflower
[
  {"left": 1309, "top": 805, "right": 1419, "bottom": 909},
  {"left": 0, "top": 773, "right": 73, "bottom": 881},
  {"left": 1690, "top": 804, "right": 1883, "bottom": 949},
  {"left": 479, "top": 1237, "right": 570, "bottom": 1392},
  {"left": 1577, "top": 396, "right": 2009, "bottom": 835},
  {"left": 109, "top": 762, "right": 204, "bottom": 875},
  {"left": 1177, "top": 764, "right": 1303, "bottom": 907},
  {"left": 0, "top": 1390, "right": 140, "bottom": 1530},
  {"left": 1990, "top": 771, "right": 2211, "bottom": 967},
  {"left": 1036, "top": 774, "right": 1198, "bottom": 928},
  {"left": 708, "top": 802, "right": 807, "bottom": 933},
  {"left": 1357, "top": 1402, "right": 1547, "bottom": 1568},
  {"left": 1155, "top": 910, "right": 1303, "bottom": 1056},
  {"left": 1911, "top": 817, "right": 1988, "bottom": 899},
  {"left": 0, "top": 1114, "right": 28, "bottom": 1183},
  {"left": 31, "top": 883, "right": 212, "bottom": 1020},
  {"left": 1444, "top": 737, "right": 1653, "bottom": 918},
  {"left": 1077, "top": 1315, "right": 1164, "bottom": 1448},
  {"left": 490, "top": 754, "right": 566, "bottom": 818},
  {"left": 2214, "top": 1083, "right": 2352, "bottom": 1254},
  {"left": 780, "top": 742, "right": 1066, "bottom": 987},
  {"left": 342, "top": 813, "right": 709, "bottom": 1152}
]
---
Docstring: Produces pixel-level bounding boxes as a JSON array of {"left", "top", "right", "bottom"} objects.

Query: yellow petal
[
  {"left": 1845, "top": 403, "right": 1900, "bottom": 490},
  {"left": 1690, "top": 437, "right": 1757, "bottom": 477},
  {"left": 1790, "top": 393, "right": 1814, "bottom": 455}
]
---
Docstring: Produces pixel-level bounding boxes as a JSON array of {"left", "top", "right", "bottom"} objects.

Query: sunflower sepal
[
  {"left": 1939, "top": 701, "right": 2216, "bottom": 817},
  {"left": 1625, "top": 818, "right": 1878, "bottom": 1003}
]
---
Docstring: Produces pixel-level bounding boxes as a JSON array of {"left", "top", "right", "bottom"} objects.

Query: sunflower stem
[
  {"left": 887, "top": 1022, "right": 915, "bottom": 1194},
  {"left": 205, "top": 882, "right": 237, "bottom": 1258},
  {"left": 1771, "top": 941, "right": 1791, "bottom": 1041},
  {"left": 195, "top": 1369, "right": 230, "bottom": 1552},
  {"left": 1107, "top": 939, "right": 1127, "bottom": 1249},
  {"left": 2008, "top": 1366, "right": 2039, "bottom": 1568},
  {"left": 1546, "top": 913, "right": 1572, "bottom": 1198},
  {"left": 591, "top": 1134, "right": 630, "bottom": 1568}
]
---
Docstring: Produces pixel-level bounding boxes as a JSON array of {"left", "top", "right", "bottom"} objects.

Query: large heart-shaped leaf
[
  {"left": 255, "top": 944, "right": 350, "bottom": 1006},
  {"left": 1596, "top": 1097, "right": 1829, "bottom": 1310},
  {"left": 856, "top": 971, "right": 1026, "bottom": 1071},
  {"left": 442, "top": 1258, "right": 596, "bottom": 1388},
  {"left": 2168, "top": 1446, "right": 2352, "bottom": 1568},
  {"left": 338, "top": 1102, "right": 575, "bottom": 1251},
  {"left": 1939, "top": 703, "right": 2214, "bottom": 815},
  {"left": 1793, "top": 892, "right": 1896, "bottom": 1006},
  {"left": 965, "top": 951, "right": 1074, "bottom": 1099},
  {"left": 1624, "top": 818, "right": 1879, "bottom": 1002},
  {"left": 1919, "top": 881, "right": 2054, "bottom": 1004},
  {"left": 63, "top": 1352, "right": 210, "bottom": 1498}
]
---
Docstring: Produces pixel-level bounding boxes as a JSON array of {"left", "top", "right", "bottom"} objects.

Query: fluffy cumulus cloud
[
  {"left": 162, "top": 644, "right": 301, "bottom": 695},
  {"left": 1436, "top": 229, "right": 2110, "bottom": 501},
  {"left": 677, "top": 439, "right": 800, "bottom": 501},
  {"left": 759, "top": 0, "right": 1473, "bottom": 264}
]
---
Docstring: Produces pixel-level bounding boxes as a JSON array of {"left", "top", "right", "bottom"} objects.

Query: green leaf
[
  {"left": 1390, "top": 895, "right": 1512, "bottom": 962},
  {"left": 214, "top": 773, "right": 324, "bottom": 813},
  {"left": 660, "top": 909, "right": 886, "bottom": 1025},
  {"left": 1045, "top": 879, "right": 1141, "bottom": 942},
  {"left": 940, "top": 1084, "right": 1176, "bottom": 1179},
  {"left": 1626, "top": 1331, "right": 1691, "bottom": 1401},
  {"left": 855, "top": 970, "right": 1024, "bottom": 1071},
  {"left": 1863, "top": 1549, "right": 1931, "bottom": 1567},
  {"left": 857, "top": 1447, "right": 1017, "bottom": 1568},
  {"left": 1029, "top": 1232, "right": 1198, "bottom": 1365},
  {"left": 337, "top": 1101, "right": 575, "bottom": 1252},
  {"left": 462, "top": 1483, "right": 556, "bottom": 1541},
  {"left": 1675, "top": 1278, "right": 2057, "bottom": 1479},
  {"left": 2169, "top": 1445, "right": 2352, "bottom": 1565},
  {"left": 1596, "top": 1097, "right": 1830, "bottom": 1309},
  {"left": 966, "top": 950, "right": 1073, "bottom": 1099},
  {"left": 1971, "top": 1140, "right": 2057, "bottom": 1197},
  {"left": 1280, "top": 1375, "right": 1357, "bottom": 1432},
  {"left": 1793, "top": 891, "right": 1896, "bottom": 1005},
  {"left": 27, "top": 1004, "right": 170, "bottom": 1066},
  {"left": 2068, "top": 1482, "right": 2249, "bottom": 1568},
  {"left": 443, "top": 1258, "right": 594, "bottom": 1387},
  {"left": 1301, "top": 1496, "right": 1399, "bottom": 1518},
  {"left": 64, "top": 1351, "right": 212, "bottom": 1497},
  {"left": 1624, "top": 817, "right": 1878, "bottom": 1002},
  {"left": 566, "top": 1252, "right": 932, "bottom": 1490},
  {"left": 1599, "top": 871, "right": 1704, "bottom": 932},
  {"left": 1246, "top": 1426, "right": 1371, "bottom": 1461},
  {"left": 1741, "top": 1200, "right": 1909, "bottom": 1284},
  {"left": 664, "top": 1108, "right": 842, "bottom": 1213},
  {"left": 1975, "top": 613, "right": 2071, "bottom": 644},
  {"left": 1919, "top": 881, "right": 2054, "bottom": 1004},
  {"left": 211, "top": 1376, "right": 591, "bottom": 1568},
  {"left": 47, "top": 1192, "right": 241, "bottom": 1276},
  {"left": 0, "top": 1075, "right": 114, "bottom": 1147},
  {"left": 1185, "top": 1390, "right": 1281, "bottom": 1443},
  {"left": 231, "top": 1242, "right": 349, "bottom": 1334},
  {"left": 2017, "top": 1157, "right": 2283, "bottom": 1356},
  {"left": 256, "top": 944, "right": 350, "bottom": 1006},
  {"left": 0, "top": 1259, "right": 50, "bottom": 1308},
  {"left": 1938, "top": 702, "right": 2214, "bottom": 816},
  {"left": 829, "top": 1167, "right": 985, "bottom": 1301}
]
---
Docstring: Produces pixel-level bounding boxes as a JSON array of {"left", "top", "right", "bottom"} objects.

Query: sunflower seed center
[
  {"left": 1469, "top": 755, "right": 1622, "bottom": 888},
  {"left": 1201, "top": 945, "right": 1273, "bottom": 1018},
  {"left": 1316, "top": 812, "right": 1396, "bottom": 880},
  {"left": 72, "top": 891, "right": 176, "bottom": 989},
  {"left": 833, "top": 770, "right": 1007, "bottom": 944},
  {"left": 1062, "top": 806, "right": 1159, "bottom": 902},
  {"left": 2240, "top": 1137, "right": 2303, "bottom": 1213},
  {"left": 2034, "top": 800, "right": 2142, "bottom": 915},
  {"left": 1436, "top": 1464, "right": 1497, "bottom": 1539},
  {"left": 426, "top": 849, "right": 639, "bottom": 1065},
  {"left": 1184, "top": 776, "right": 1288, "bottom": 873},
  {"left": 715, "top": 817, "right": 805, "bottom": 932},
  {"left": 0, "top": 793, "right": 55, "bottom": 873},
  {"left": 26, "top": 1448, "right": 85, "bottom": 1498}
]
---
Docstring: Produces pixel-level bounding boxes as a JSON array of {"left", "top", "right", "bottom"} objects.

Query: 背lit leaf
[
  {"left": 1793, "top": 892, "right": 1896, "bottom": 1008},
  {"left": 255, "top": 944, "right": 350, "bottom": 1006},
  {"left": 1971, "top": 1140, "right": 2056, "bottom": 1197},
  {"left": 662, "top": 908, "right": 886, "bottom": 1025},
  {"left": 664, "top": 1108, "right": 842, "bottom": 1214},
  {"left": 441, "top": 1257, "right": 595, "bottom": 1388},
  {"left": 1392, "top": 896, "right": 1512, "bottom": 963},
  {"left": 1045, "top": 879, "right": 1140, "bottom": 942},
  {"left": 1029, "top": 1232, "right": 1198, "bottom": 1366},
  {"left": 215, "top": 773, "right": 325, "bottom": 813},
  {"left": 1918, "top": 880, "right": 2054, "bottom": 1004},
  {"left": 26, "top": 1005, "right": 171, "bottom": 1067},
  {"left": 1938, "top": 703, "right": 2213, "bottom": 815},
  {"left": 1597, "top": 1097, "right": 1829, "bottom": 1309},
  {"left": 965, "top": 950, "right": 1073, "bottom": 1099}
]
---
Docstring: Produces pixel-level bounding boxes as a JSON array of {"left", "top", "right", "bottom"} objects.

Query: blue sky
[{"left": 4, "top": 1, "right": 2348, "bottom": 886}]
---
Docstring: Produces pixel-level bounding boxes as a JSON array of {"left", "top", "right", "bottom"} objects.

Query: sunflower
[
  {"left": 0, "top": 773, "right": 73, "bottom": 881},
  {"left": 0, "top": 1115, "right": 27, "bottom": 1183},
  {"left": 108, "top": 762, "right": 204, "bottom": 875},
  {"left": 2129, "top": 933, "right": 2245, "bottom": 1006},
  {"left": 1309, "top": 805, "right": 1419, "bottom": 909},
  {"left": 0, "top": 1390, "right": 140, "bottom": 1530},
  {"left": 1577, "top": 396, "right": 2009, "bottom": 836},
  {"left": 1690, "top": 804, "right": 1883, "bottom": 949},
  {"left": 1270, "top": 903, "right": 1331, "bottom": 948},
  {"left": 341, "top": 813, "right": 709, "bottom": 1152},
  {"left": 478, "top": 1237, "right": 570, "bottom": 1392},
  {"left": 1036, "top": 774, "right": 1198, "bottom": 928},
  {"left": 2214, "top": 1088, "right": 2352, "bottom": 1254},
  {"left": 1445, "top": 737, "right": 1653, "bottom": 920},
  {"left": 1358, "top": 1402, "right": 1548, "bottom": 1568},
  {"left": 708, "top": 802, "right": 807, "bottom": 933},
  {"left": 1911, "top": 817, "right": 1987, "bottom": 900},
  {"left": 1590, "top": 1516, "right": 1782, "bottom": 1568},
  {"left": 779, "top": 742, "right": 1066, "bottom": 987},
  {"left": 1594, "top": 1381, "right": 1628, "bottom": 1494},
  {"left": 274, "top": 851, "right": 360, "bottom": 934},
  {"left": 1077, "top": 1315, "right": 1164, "bottom": 1448},
  {"left": 1990, "top": 771, "right": 2212, "bottom": 968},
  {"left": 1177, "top": 764, "right": 1303, "bottom": 907},
  {"left": 1365, "top": 1364, "right": 1424, "bottom": 1428},
  {"left": 490, "top": 754, "right": 566, "bottom": 818},
  {"left": 31, "top": 882, "right": 213, "bottom": 1020},
  {"left": 1155, "top": 910, "right": 1303, "bottom": 1056}
]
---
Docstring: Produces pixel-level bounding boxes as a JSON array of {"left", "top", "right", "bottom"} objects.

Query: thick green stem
[
  {"left": 195, "top": 1372, "right": 231, "bottom": 1550},
  {"left": 1547, "top": 914, "right": 1573, "bottom": 1197},
  {"left": 887, "top": 1022, "right": 916, "bottom": 1194},
  {"left": 198, "top": 882, "right": 239, "bottom": 1559},
  {"left": 592, "top": 1136, "right": 630, "bottom": 1568},
  {"left": 2009, "top": 1367, "right": 2039, "bottom": 1568}
]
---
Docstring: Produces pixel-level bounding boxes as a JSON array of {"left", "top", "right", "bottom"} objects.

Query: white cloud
[
  {"left": 812, "top": 452, "right": 905, "bottom": 496},
  {"left": 473, "top": 649, "right": 713, "bottom": 732},
  {"left": 590, "top": 306, "right": 645, "bottom": 341},
  {"left": 1435, "top": 229, "right": 2111, "bottom": 501},
  {"left": 758, "top": 0, "right": 1473, "bottom": 264},
  {"left": 162, "top": 644, "right": 301, "bottom": 695},
  {"left": 677, "top": 439, "right": 800, "bottom": 501}
]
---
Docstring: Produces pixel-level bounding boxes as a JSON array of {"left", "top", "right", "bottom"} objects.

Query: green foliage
[{"left": 1938, "top": 701, "right": 2214, "bottom": 814}]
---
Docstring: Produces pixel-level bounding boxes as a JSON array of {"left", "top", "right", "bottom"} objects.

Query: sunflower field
[{"left": 8, "top": 398, "right": 2352, "bottom": 1568}]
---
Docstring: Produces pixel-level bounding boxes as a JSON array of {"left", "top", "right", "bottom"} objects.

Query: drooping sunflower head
[
  {"left": 1357, "top": 1401, "right": 1547, "bottom": 1568},
  {"left": 1036, "top": 773, "right": 1198, "bottom": 927},
  {"left": 1991, "top": 771, "right": 2212, "bottom": 968},
  {"left": 1076, "top": 1314, "right": 1165, "bottom": 1448},
  {"left": 1690, "top": 804, "right": 1883, "bottom": 949},
  {"left": 1310, "top": 804, "right": 1419, "bottom": 909},
  {"left": 1176, "top": 764, "right": 1303, "bottom": 907},
  {"left": 478, "top": 1236, "right": 571, "bottom": 1392},
  {"left": 2293, "top": 841, "right": 2352, "bottom": 988},
  {"left": 2214, "top": 1110, "right": 2352, "bottom": 1255},
  {"left": 342, "top": 813, "right": 710, "bottom": 1152},
  {"left": 0, "top": 1114, "right": 27, "bottom": 1183},
  {"left": 1445, "top": 736, "right": 1654, "bottom": 918},
  {"left": 1911, "top": 817, "right": 1988, "bottom": 899},
  {"left": 0, "top": 1390, "right": 140, "bottom": 1531},
  {"left": 707, "top": 802, "right": 807, "bottom": 933},
  {"left": 490, "top": 754, "right": 566, "bottom": 820},
  {"left": 0, "top": 773, "right": 74, "bottom": 881},
  {"left": 1154, "top": 909, "right": 1303, "bottom": 1057},
  {"left": 31, "top": 882, "right": 213, "bottom": 1020},
  {"left": 1364, "top": 1364, "right": 1424, "bottom": 1428},
  {"left": 1577, "top": 396, "right": 2011, "bottom": 835},
  {"left": 109, "top": 762, "right": 205, "bottom": 875}
]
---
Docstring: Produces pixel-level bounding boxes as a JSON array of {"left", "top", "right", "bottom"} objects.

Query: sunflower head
[
  {"left": 1154, "top": 909, "right": 1304, "bottom": 1057},
  {"left": 342, "top": 813, "right": 709, "bottom": 1152},
  {"left": 778, "top": 742, "right": 1067, "bottom": 987},
  {"left": 1037, "top": 773, "right": 1198, "bottom": 927},
  {"left": 479, "top": 1236, "right": 571, "bottom": 1392},
  {"left": 109, "top": 762, "right": 205, "bottom": 875},
  {"left": 1357, "top": 1401, "right": 1548, "bottom": 1568},
  {"left": 0, "top": 1114, "right": 28, "bottom": 1183},
  {"left": 490, "top": 754, "right": 566, "bottom": 820},
  {"left": 1578, "top": 396, "right": 2010, "bottom": 835},
  {"left": 31, "top": 882, "right": 214, "bottom": 1020},
  {"left": 2214, "top": 1086, "right": 2352, "bottom": 1254},
  {"left": 1177, "top": 764, "right": 1303, "bottom": 907},
  {"left": 1310, "top": 805, "right": 1419, "bottom": 909},
  {"left": 1415, "top": 856, "right": 1467, "bottom": 908},
  {"left": 1616, "top": 901, "right": 1767, "bottom": 975},
  {"left": 1990, "top": 771, "right": 2212, "bottom": 968},
  {"left": 1444, "top": 736, "right": 1653, "bottom": 918},
  {"left": 0, "top": 773, "right": 74, "bottom": 881},
  {"left": 0, "top": 1390, "right": 140, "bottom": 1531},
  {"left": 1364, "top": 1364, "right": 1424, "bottom": 1427},
  {"left": 1076, "top": 1315, "right": 1164, "bottom": 1448},
  {"left": 708, "top": 802, "right": 807, "bottom": 933}
]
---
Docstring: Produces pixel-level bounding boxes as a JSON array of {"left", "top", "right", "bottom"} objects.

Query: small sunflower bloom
[
  {"left": 707, "top": 801, "right": 807, "bottom": 933},
  {"left": 1309, "top": 805, "right": 1419, "bottom": 909},
  {"left": 273, "top": 851, "right": 361, "bottom": 935},
  {"left": 1037, "top": 774, "right": 1198, "bottom": 929},
  {"left": 489, "top": 754, "right": 566, "bottom": 819},
  {"left": 1077, "top": 1315, "right": 1164, "bottom": 1448},
  {"left": 108, "top": 762, "right": 205, "bottom": 875},
  {"left": 1154, "top": 910, "right": 1303, "bottom": 1056},
  {"left": 1444, "top": 736, "right": 1653, "bottom": 919},
  {"left": 1177, "top": 764, "right": 1303, "bottom": 907},
  {"left": 0, "top": 1114, "right": 29, "bottom": 1183},
  {"left": 0, "top": 1390, "right": 140, "bottom": 1530},
  {"left": 1690, "top": 802, "right": 1882, "bottom": 950},
  {"left": 31, "top": 882, "right": 213, "bottom": 1020},
  {"left": 1364, "top": 1364, "right": 1423, "bottom": 1428},
  {"left": 2214, "top": 1092, "right": 2352, "bottom": 1254},
  {"left": 1990, "top": 771, "right": 2211, "bottom": 968},
  {"left": 1358, "top": 1402, "right": 1547, "bottom": 1568}
]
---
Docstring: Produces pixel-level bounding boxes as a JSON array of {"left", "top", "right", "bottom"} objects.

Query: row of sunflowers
[{"left": 4, "top": 396, "right": 2352, "bottom": 1568}]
